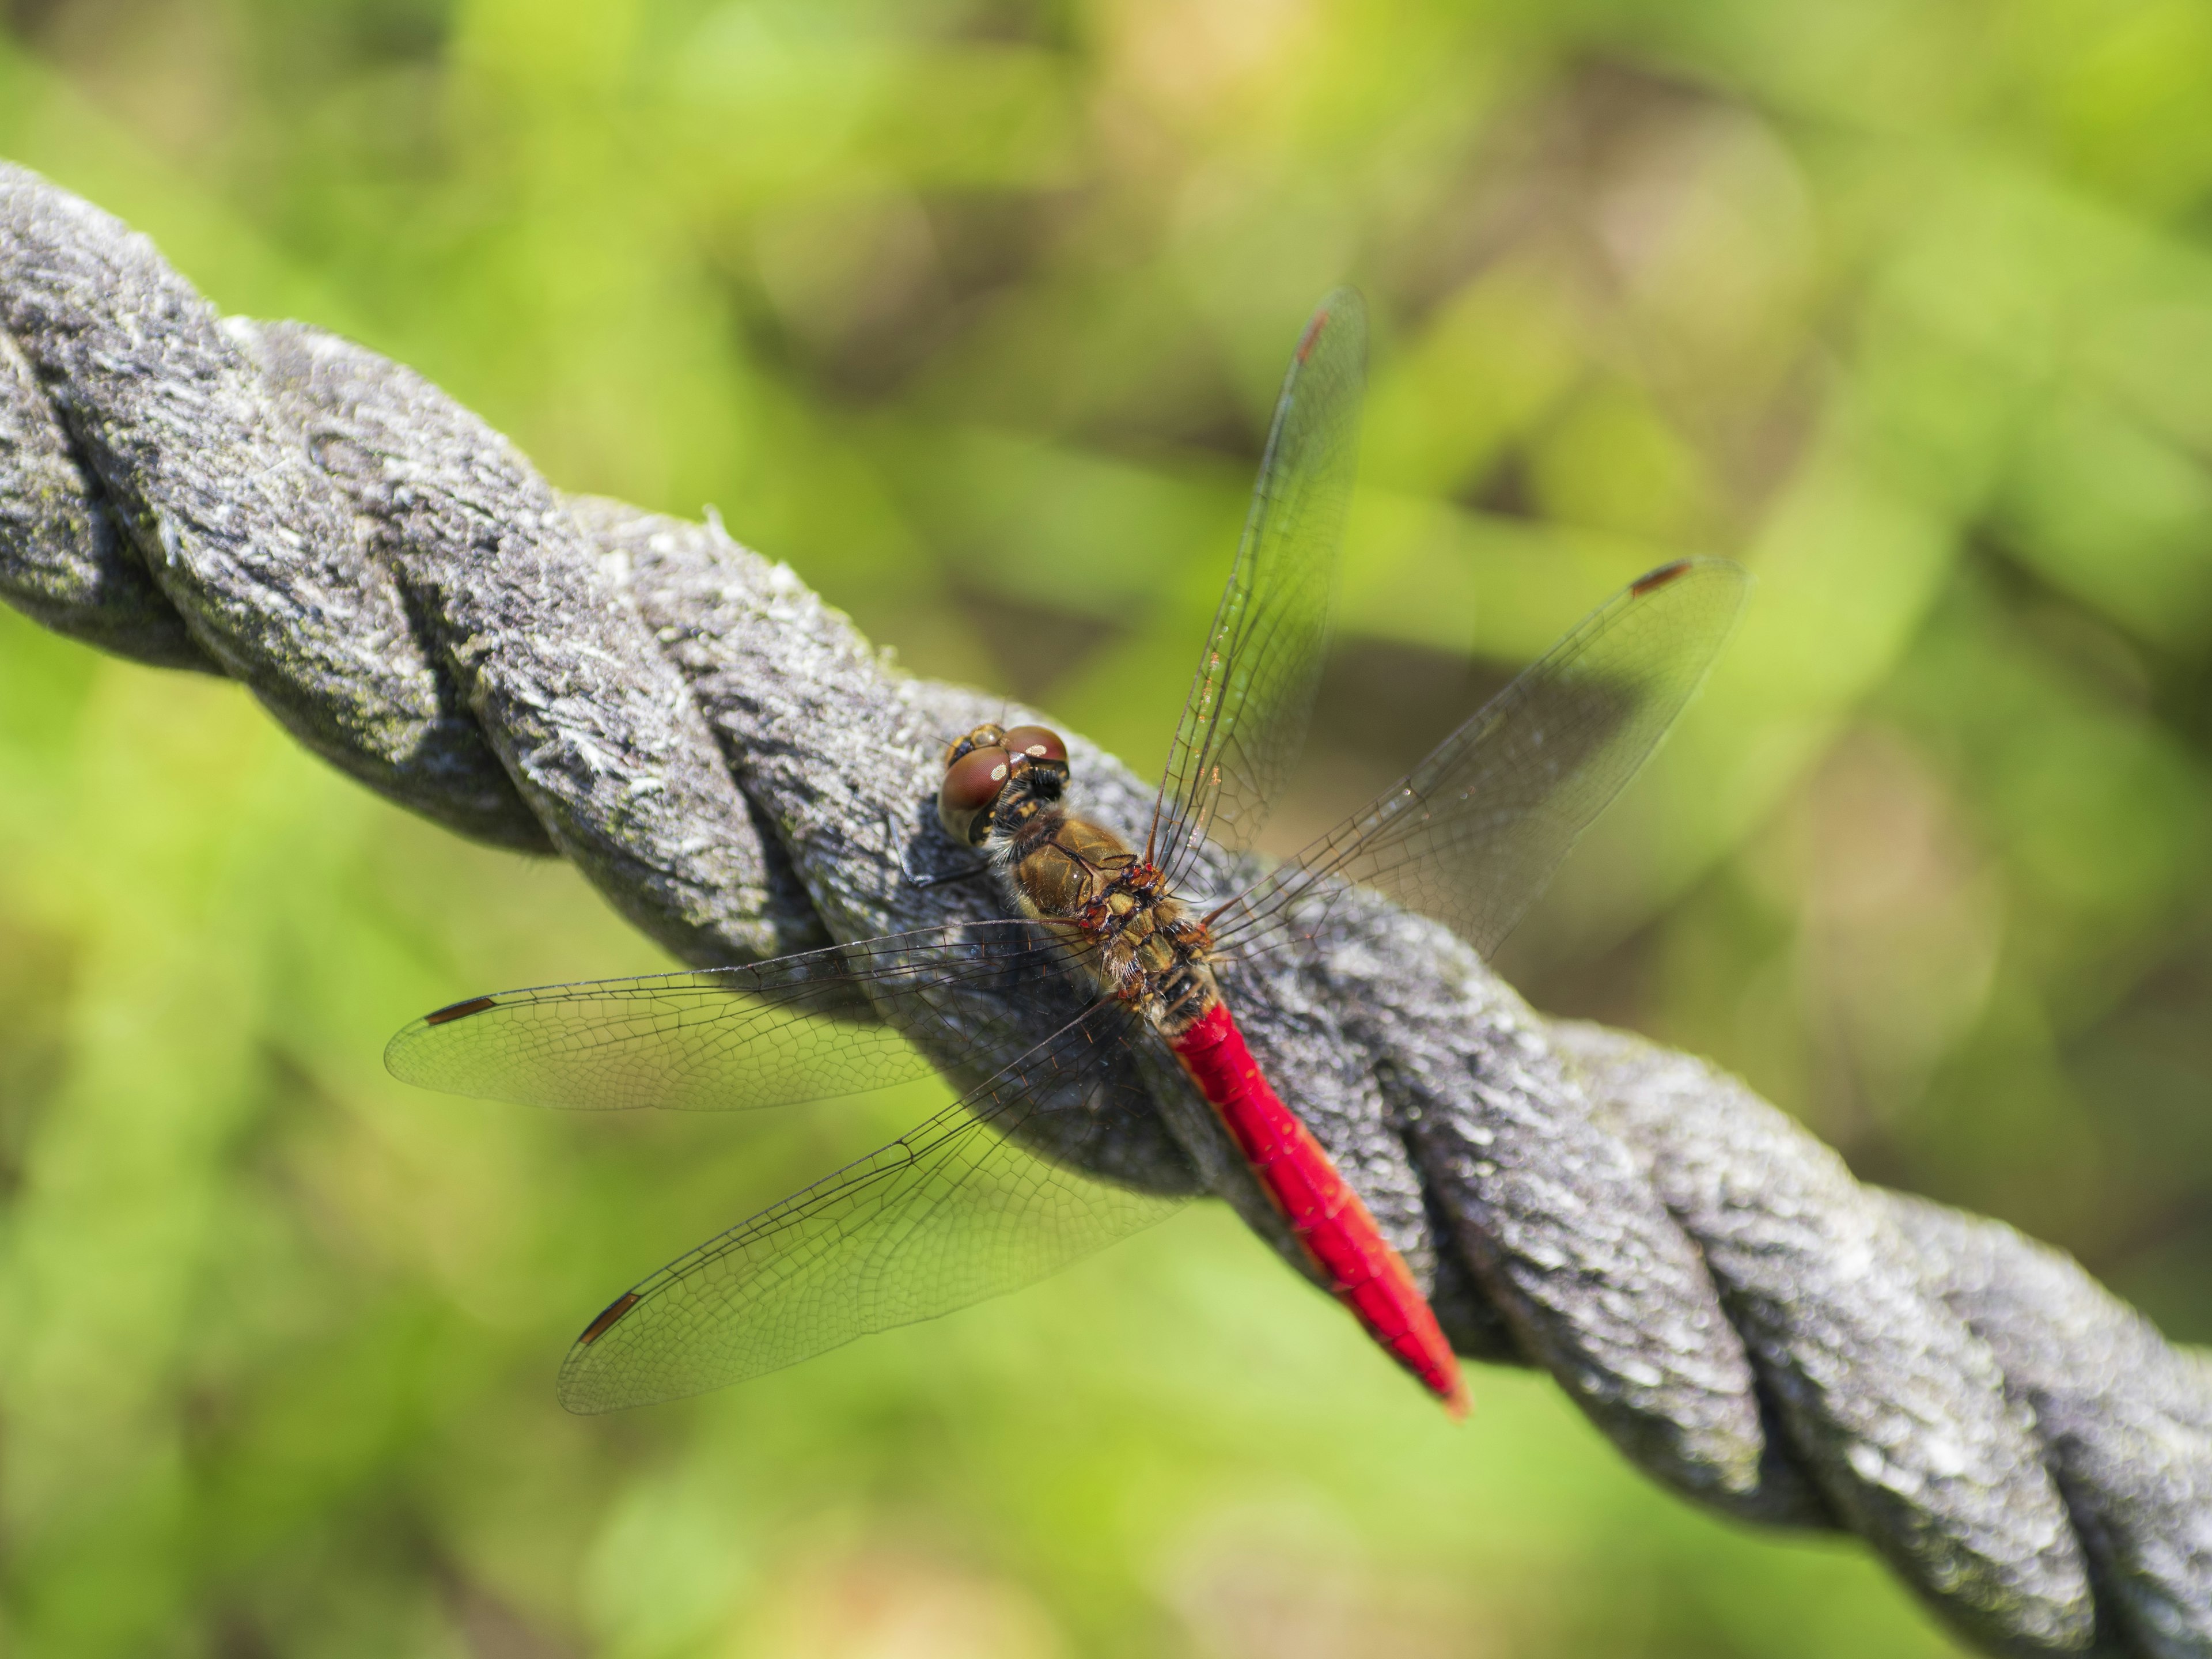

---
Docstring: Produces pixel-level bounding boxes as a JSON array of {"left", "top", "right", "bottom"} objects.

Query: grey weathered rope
[{"left": 3, "top": 160, "right": 2206, "bottom": 1658}]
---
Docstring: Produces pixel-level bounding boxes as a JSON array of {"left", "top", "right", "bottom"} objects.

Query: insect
[{"left": 387, "top": 290, "right": 1749, "bottom": 1416}]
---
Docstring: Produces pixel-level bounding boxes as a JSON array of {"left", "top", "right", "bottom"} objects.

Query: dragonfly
[{"left": 387, "top": 289, "right": 1749, "bottom": 1417}]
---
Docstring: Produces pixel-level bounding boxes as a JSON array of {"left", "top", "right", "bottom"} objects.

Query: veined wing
[
  {"left": 1215, "top": 558, "right": 1751, "bottom": 959},
  {"left": 555, "top": 1002, "right": 1184, "bottom": 1411},
  {"left": 384, "top": 921, "right": 1094, "bottom": 1114},
  {"left": 1147, "top": 289, "right": 1366, "bottom": 888}
]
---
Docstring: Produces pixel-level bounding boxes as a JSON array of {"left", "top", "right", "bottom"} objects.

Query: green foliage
[{"left": 5, "top": 0, "right": 2212, "bottom": 1652}]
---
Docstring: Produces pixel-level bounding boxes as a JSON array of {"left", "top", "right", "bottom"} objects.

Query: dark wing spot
[
  {"left": 1297, "top": 308, "right": 1330, "bottom": 362},
  {"left": 1631, "top": 559, "right": 1692, "bottom": 597},
  {"left": 578, "top": 1291, "right": 642, "bottom": 1345},
  {"left": 423, "top": 995, "right": 499, "bottom": 1026}
]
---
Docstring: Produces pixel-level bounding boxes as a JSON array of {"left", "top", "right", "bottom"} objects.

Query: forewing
[
  {"left": 1149, "top": 289, "right": 1366, "bottom": 885},
  {"left": 1217, "top": 558, "right": 1750, "bottom": 959},
  {"left": 384, "top": 922, "right": 1083, "bottom": 1113},
  {"left": 555, "top": 1003, "right": 1185, "bottom": 1411}
]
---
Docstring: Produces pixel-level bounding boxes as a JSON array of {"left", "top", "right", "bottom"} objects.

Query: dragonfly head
[{"left": 937, "top": 723, "right": 1070, "bottom": 844}]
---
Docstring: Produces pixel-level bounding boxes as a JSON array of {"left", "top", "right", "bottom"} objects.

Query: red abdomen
[{"left": 1169, "top": 1003, "right": 1469, "bottom": 1416}]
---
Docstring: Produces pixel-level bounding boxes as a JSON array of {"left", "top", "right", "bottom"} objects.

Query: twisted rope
[{"left": 3, "top": 160, "right": 2206, "bottom": 1658}]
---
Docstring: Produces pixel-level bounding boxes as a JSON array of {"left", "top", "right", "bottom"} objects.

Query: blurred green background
[{"left": 3, "top": 0, "right": 2211, "bottom": 1653}]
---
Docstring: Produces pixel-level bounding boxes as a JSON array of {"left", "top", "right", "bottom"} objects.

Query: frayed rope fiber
[{"left": 5, "top": 160, "right": 2208, "bottom": 1658}]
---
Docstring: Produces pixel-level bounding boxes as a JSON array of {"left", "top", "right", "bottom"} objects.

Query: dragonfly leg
[{"left": 888, "top": 813, "right": 992, "bottom": 889}]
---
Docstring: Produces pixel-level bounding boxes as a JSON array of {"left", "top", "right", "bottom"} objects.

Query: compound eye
[
  {"left": 938, "top": 745, "right": 1012, "bottom": 844},
  {"left": 999, "top": 725, "right": 1069, "bottom": 768}
]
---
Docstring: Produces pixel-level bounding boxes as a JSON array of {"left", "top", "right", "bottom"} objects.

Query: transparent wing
[
  {"left": 1147, "top": 289, "right": 1366, "bottom": 887},
  {"left": 384, "top": 922, "right": 1097, "bottom": 1114},
  {"left": 555, "top": 1002, "right": 1186, "bottom": 1412},
  {"left": 1215, "top": 558, "right": 1751, "bottom": 959}
]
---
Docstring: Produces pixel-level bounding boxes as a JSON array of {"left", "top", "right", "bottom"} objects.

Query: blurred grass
[{"left": 6, "top": 0, "right": 2212, "bottom": 1653}]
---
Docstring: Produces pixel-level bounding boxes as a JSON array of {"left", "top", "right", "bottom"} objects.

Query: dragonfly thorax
[
  {"left": 985, "top": 799, "right": 1219, "bottom": 1037},
  {"left": 940, "top": 721, "right": 1218, "bottom": 1034}
]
